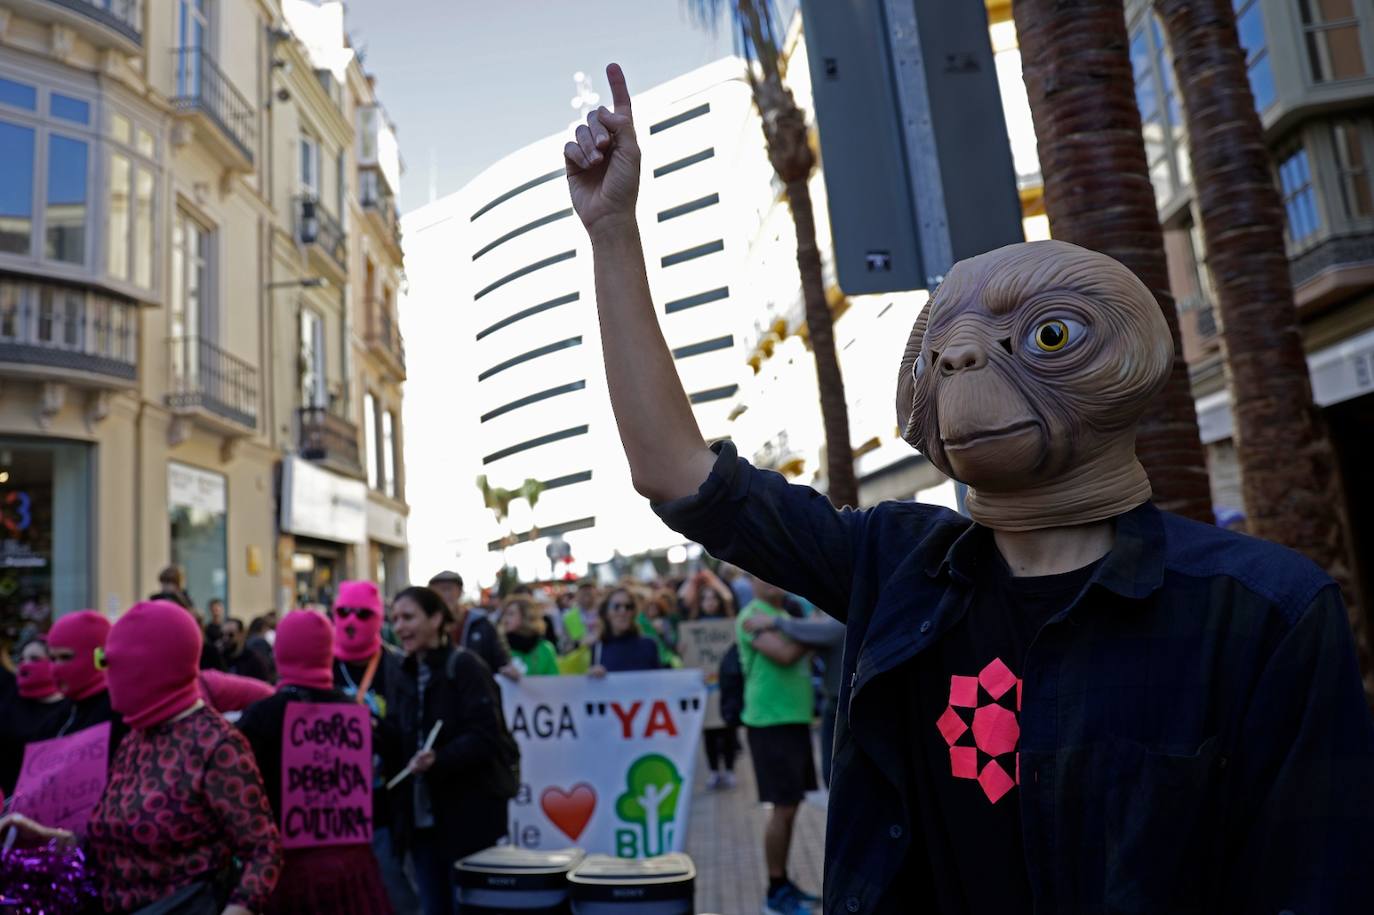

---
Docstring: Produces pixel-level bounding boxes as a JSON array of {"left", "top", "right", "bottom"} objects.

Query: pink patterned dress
[{"left": 87, "top": 706, "right": 282, "bottom": 912}]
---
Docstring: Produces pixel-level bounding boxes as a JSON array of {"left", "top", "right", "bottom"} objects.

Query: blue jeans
[
  {"left": 373, "top": 826, "right": 420, "bottom": 915},
  {"left": 412, "top": 830, "right": 456, "bottom": 915}
]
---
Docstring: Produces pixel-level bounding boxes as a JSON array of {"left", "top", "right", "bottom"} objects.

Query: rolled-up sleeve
[{"left": 652, "top": 441, "right": 865, "bottom": 618}]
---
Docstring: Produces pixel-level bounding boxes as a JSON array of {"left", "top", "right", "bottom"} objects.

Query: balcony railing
[
  {"left": 294, "top": 195, "right": 347, "bottom": 270},
  {"left": 165, "top": 336, "right": 257, "bottom": 429},
  {"left": 1290, "top": 230, "right": 1374, "bottom": 291},
  {"left": 0, "top": 276, "right": 138, "bottom": 383},
  {"left": 43, "top": 0, "right": 142, "bottom": 43},
  {"left": 171, "top": 47, "right": 255, "bottom": 165},
  {"left": 297, "top": 405, "right": 362, "bottom": 476},
  {"left": 360, "top": 167, "right": 403, "bottom": 248},
  {"left": 367, "top": 304, "right": 406, "bottom": 376}
]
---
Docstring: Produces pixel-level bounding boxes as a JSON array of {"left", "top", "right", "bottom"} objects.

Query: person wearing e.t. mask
[
  {"left": 332, "top": 580, "right": 420, "bottom": 915},
  {"left": 46, "top": 610, "right": 127, "bottom": 755},
  {"left": 562, "top": 62, "right": 1374, "bottom": 915}
]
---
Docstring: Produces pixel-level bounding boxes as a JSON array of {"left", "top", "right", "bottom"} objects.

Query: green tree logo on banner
[{"left": 613, "top": 753, "right": 682, "bottom": 857}]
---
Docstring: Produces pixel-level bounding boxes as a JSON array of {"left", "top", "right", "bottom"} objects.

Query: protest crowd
[{"left": 0, "top": 559, "right": 834, "bottom": 915}]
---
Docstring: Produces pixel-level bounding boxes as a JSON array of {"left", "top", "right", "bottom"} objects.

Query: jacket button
[
  {"left": 889, "top": 824, "right": 903, "bottom": 839},
  {"left": 845, "top": 896, "right": 861, "bottom": 913},
  {"left": 919, "top": 620, "right": 931, "bottom": 634}
]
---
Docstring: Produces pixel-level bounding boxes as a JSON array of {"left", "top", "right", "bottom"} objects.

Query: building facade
[
  {"left": 402, "top": 58, "right": 773, "bottom": 585},
  {"left": 0, "top": 0, "right": 406, "bottom": 640}
]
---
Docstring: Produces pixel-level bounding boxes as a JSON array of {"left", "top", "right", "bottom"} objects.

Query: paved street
[{"left": 686, "top": 733, "right": 827, "bottom": 915}]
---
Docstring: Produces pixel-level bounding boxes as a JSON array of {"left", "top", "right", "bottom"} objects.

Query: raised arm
[{"left": 565, "top": 63, "right": 716, "bottom": 503}]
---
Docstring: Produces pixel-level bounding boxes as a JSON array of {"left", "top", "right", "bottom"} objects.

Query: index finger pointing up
[{"left": 607, "top": 62, "right": 631, "bottom": 114}]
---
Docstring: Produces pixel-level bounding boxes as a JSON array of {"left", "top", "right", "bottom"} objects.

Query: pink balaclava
[
  {"left": 17, "top": 657, "right": 59, "bottom": 700},
  {"left": 275, "top": 610, "right": 336, "bottom": 691},
  {"left": 105, "top": 601, "right": 203, "bottom": 731},
  {"left": 48, "top": 611, "right": 111, "bottom": 701},
  {"left": 332, "top": 580, "right": 384, "bottom": 662}
]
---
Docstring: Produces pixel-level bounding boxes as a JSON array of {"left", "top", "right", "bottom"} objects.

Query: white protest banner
[
  {"left": 11, "top": 721, "right": 110, "bottom": 834},
  {"left": 499, "top": 670, "right": 706, "bottom": 858},
  {"left": 676, "top": 619, "right": 737, "bottom": 730},
  {"left": 280, "top": 702, "right": 373, "bottom": 849}
]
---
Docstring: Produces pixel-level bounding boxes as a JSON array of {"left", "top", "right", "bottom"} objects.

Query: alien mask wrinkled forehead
[{"left": 894, "top": 240, "right": 1173, "bottom": 531}]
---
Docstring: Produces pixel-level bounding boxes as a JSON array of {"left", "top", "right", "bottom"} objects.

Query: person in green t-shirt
[
  {"left": 735, "top": 578, "right": 817, "bottom": 909},
  {"left": 500, "top": 598, "right": 561, "bottom": 676},
  {"left": 559, "top": 581, "right": 600, "bottom": 651}
]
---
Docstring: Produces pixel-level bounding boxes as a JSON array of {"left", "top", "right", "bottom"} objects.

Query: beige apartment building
[{"left": 0, "top": 0, "right": 406, "bottom": 636}]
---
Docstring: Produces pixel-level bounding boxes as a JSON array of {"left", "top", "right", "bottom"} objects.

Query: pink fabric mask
[
  {"left": 48, "top": 611, "right": 111, "bottom": 701},
  {"left": 105, "top": 601, "right": 203, "bottom": 731},
  {"left": 18, "top": 658, "right": 59, "bottom": 700},
  {"left": 275, "top": 611, "right": 336, "bottom": 691},
  {"left": 333, "top": 580, "right": 384, "bottom": 662}
]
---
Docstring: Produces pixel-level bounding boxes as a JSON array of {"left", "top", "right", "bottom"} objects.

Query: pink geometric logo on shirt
[{"left": 936, "top": 657, "right": 1023, "bottom": 803}]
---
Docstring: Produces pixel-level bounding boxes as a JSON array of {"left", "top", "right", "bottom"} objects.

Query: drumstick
[{"left": 386, "top": 719, "right": 444, "bottom": 790}]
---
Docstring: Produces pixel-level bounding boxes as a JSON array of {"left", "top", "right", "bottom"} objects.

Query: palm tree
[
  {"left": 687, "top": 0, "right": 858, "bottom": 508},
  {"left": 1152, "top": 0, "right": 1371, "bottom": 691},
  {"left": 1012, "top": 0, "right": 1214, "bottom": 523}
]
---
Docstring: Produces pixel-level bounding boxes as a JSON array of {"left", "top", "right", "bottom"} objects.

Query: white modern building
[{"left": 402, "top": 59, "right": 774, "bottom": 585}]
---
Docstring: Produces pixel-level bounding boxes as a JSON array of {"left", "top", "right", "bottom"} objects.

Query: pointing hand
[{"left": 565, "top": 63, "right": 640, "bottom": 235}]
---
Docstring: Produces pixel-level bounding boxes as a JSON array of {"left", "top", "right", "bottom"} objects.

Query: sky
[{"left": 345, "top": 0, "right": 744, "bottom": 209}]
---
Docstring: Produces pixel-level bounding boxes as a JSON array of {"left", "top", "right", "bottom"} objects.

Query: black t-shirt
[
  {"left": 335, "top": 656, "right": 394, "bottom": 826},
  {"left": 900, "top": 553, "right": 1100, "bottom": 914}
]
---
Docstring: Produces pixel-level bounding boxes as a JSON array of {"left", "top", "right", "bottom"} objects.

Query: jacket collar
[{"left": 922, "top": 500, "right": 1167, "bottom": 601}]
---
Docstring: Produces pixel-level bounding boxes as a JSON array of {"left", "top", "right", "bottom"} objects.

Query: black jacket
[
  {"left": 0, "top": 695, "right": 72, "bottom": 794},
  {"left": 334, "top": 646, "right": 410, "bottom": 826},
  {"left": 458, "top": 613, "right": 511, "bottom": 677},
  {"left": 237, "top": 685, "right": 353, "bottom": 820},
  {"left": 393, "top": 646, "right": 517, "bottom": 863}
]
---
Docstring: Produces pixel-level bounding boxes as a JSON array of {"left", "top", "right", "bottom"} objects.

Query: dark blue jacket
[
  {"left": 595, "top": 633, "right": 662, "bottom": 673},
  {"left": 655, "top": 442, "right": 1374, "bottom": 914}
]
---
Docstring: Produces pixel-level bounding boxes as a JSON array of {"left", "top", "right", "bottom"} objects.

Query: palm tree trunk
[
  {"left": 1154, "top": 0, "right": 1371, "bottom": 695},
  {"left": 1012, "top": 0, "right": 1213, "bottom": 523},
  {"left": 788, "top": 176, "right": 859, "bottom": 508},
  {"left": 735, "top": 0, "right": 858, "bottom": 508}
]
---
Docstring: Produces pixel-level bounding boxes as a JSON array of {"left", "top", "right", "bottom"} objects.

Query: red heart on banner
[{"left": 540, "top": 783, "right": 597, "bottom": 841}]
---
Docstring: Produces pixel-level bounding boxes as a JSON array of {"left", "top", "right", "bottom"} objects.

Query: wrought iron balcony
[
  {"left": 360, "top": 167, "right": 403, "bottom": 250},
  {"left": 25, "top": 0, "right": 141, "bottom": 48},
  {"left": 171, "top": 47, "right": 255, "bottom": 168},
  {"left": 294, "top": 195, "right": 347, "bottom": 272},
  {"left": 1289, "top": 230, "right": 1374, "bottom": 307},
  {"left": 366, "top": 303, "right": 406, "bottom": 379},
  {"left": 0, "top": 276, "right": 138, "bottom": 385},
  {"left": 165, "top": 336, "right": 257, "bottom": 430},
  {"left": 297, "top": 405, "right": 362, "bottom": 477}
]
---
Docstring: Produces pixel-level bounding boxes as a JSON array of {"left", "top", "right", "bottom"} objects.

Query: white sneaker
[
  {"left": 721, "top": 771, "right": 737, "bottom": 789},
  {"left": 706, "top": 772, "right": 722, "bottom": 790}
]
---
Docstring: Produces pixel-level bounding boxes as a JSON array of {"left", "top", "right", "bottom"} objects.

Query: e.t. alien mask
[{"left": 895, "top": 240, "right": 1173, "bottom": 531}]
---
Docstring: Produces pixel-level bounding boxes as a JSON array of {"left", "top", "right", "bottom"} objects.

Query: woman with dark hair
[
  {"left": 500, "top": 598, "right": 560, "bottom": 676},
  {"left": 588, "top": 588, "right": 662, "bottom": 676},
  {"left": 0, "top": 638, "right": 71, "bottom": 795},
  {"left": 679, "top": 572, "right": 741, "bottom": 788},
  {"left": 390, "top": 585, "right": 519, "bottom": 915}
]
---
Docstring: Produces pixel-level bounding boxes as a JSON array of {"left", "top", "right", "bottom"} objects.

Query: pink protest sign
[
  {"left": 280, "top": 702, "right": 373, "bottom": 849},
  {"left": 11, "top": 721, "right": 111, "bottom": 834}
]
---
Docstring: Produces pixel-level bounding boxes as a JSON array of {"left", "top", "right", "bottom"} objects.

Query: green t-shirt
[
  {"left": 736, "top": 599, "right": 814, "bottom": 728},
  {"left": 512, "top": 639, "right": 560, "bottom": 676}
]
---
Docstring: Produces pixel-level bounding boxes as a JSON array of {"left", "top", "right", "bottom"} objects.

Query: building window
[
  {"left": 106, "top": 113, "right": 158, "bottom": 289},
  {"left": 1234, "top": 0, "right": 1277, "bottom": 111},
  {"left": 336, "top": 148, "right": 346, "bottom": 221},
  {"left": 1300, "top": 0, "right": 1367, "bottom": 83},
  {"left": 0, "top": 75, "right": 95, "bottom": 267},
  {"left": 1333, "top": 120, "right": 1374, "bottom": 219},
  {"left": 382, "top": 410, "right": 397, "bottom": 499},
  {"left": 0, "top": 121, "right": 35, "bottom": 255},
  {"left": 1279, "top": 145, "right": 1321, "bottom": 245},
  {"left": 0, "top": 438, "right": 93, "bottom": 617},
  {"left": 168, "top": 461, "right": 228, "bottom": 611},
  {"left": 364, "top": 391, "right": 379, "bottom": 489},
  {"left": 299, "top": 308, "right": 325, "bottom": 407},
  {"left": 300, "top": 133, "right": 321, "bottom": 196},
  {"left": 171, "top": 211, "right": 210, "bottom": 341}
]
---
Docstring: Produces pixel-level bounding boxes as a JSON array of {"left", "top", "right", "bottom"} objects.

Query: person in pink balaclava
[
  {"left": 46, "top": 610, "right": 127, "bottom": 753},
  {"left": 237, "top": 610, "right": 394, "bottom": 914},
  {"left": 86, "top": 600, "right": 281, "bottom": 914},
  {"left": 0, "top": 638, "right": 71, "bottom": 795},
  {"left": 330, "top": 580, "right": 419, "bottom": 914}
]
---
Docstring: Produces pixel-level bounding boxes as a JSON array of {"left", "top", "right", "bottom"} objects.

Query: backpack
[
  {"left": 718, "top": 643, "right": 745, "bottom": 728},
  {"left": 446, "top": 647, "right": 522, "bottom": 800}
]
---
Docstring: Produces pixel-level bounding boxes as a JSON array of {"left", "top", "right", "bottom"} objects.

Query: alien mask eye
[{"left": 1028, "top": 318, "right": 1084, "bottom": 353}]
